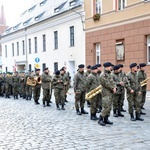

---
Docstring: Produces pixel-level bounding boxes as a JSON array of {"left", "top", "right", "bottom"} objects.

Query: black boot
[
  {"left": 28, "top": 96, "right": 32, "bottom": 100},
  {"left": 118, "top": 110, "right": 124, "bottom": 117},
  {"left": 94, "top": 113, "right": 98, "bottom": 120},
  {"left": 140, "top": 110, "right": 146, "bottom": 115},
  {"left": 7, "top": 95, "right": 10, "bottom": 98},
  {"left": 98, "top": 115, "right": 106, "bottom": 126},
  {"left": 56, "top": 104, "right": 61, "bottom": 110},
  {"left": 90, "top": 113, "right": 98, "bottom": 121},
  {"left": 130, "top": 113, "right": 136, "bottom": 121},
  {"left": 23, "top": 95, "right": 26, "bottom": 99},
  {"left": 76, "top": 109, "right": 81, "bottom": 115},
  {"left": 104, "top": 115, "right": 113, "bottom": 124},
  {"left": 113, "top": 110, "right": 118, "bottom": 117},
  {"left": 136, "top": 113, "right": 144, "bottom": 121},
  {"left": 43, "top": 101, "right": 46, "bottom": 107},
  {"left": 16, "top": 95, "right": 18, "bottom": 99},
  {"left": 61, "top": 105, "right": 65, "bottom": 110},
  {"left": 121, "top": 107, "right": 126, "bottom": 112},
  {"left": 81, "top": 108, "right": 88, "bottom": 114},
  {"left": 97, "top": 106, "right": 102, "bottom": 113},
  {"left": 47, "top": 101, "right": 51, "bottom": 107},
  {"left": 141, "top": 106, "right": 145, "bottom": 110},
  {"left": 26, "top": 96, "right": 28, "bottom": 100}
]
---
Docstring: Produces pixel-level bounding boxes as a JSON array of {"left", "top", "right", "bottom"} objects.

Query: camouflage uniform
[
  {"left": 52, "top": 73, "right": 65, "bottom": 110},
  {"left": 74, "top": 70, "right": 88, "bottom": 115},
  {"left": 12, "top": 73, "right": 20, "bottom": 99},
  {"left": 86, "top": 71, "right": 100, "bottom": 120},
  {"left": 33, "top": 73, "right": 41, "bottom": 105},
  {"left": 5, "top": 73, "right": 12, "bottom": 98},
  {"left": 137, "top": 70, "right": 147, "bottom": 108},
  {"left": 0, "top": 74, "right": 5, "bottom": 97},
  {"left": 19, "top": 73, "right": 26, "bottom": 99},
  {"left": 41, "top": 72, "right": 52, "bottom": 107},
  {"left": 126, "top": 71, "right": 143, "bottom": 120}
]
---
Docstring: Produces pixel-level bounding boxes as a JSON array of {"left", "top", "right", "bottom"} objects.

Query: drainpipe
[{"left": 24, "top": 27, "right": 28, "bottom": 72}]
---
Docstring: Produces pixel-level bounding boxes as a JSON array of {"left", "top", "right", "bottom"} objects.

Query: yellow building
[{"left": 84, "top": 0, "right": 150, "bottom": 70}]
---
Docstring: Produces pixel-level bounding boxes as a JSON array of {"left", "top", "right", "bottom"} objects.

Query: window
[
  {"left": 29, "top": 64, "right": 32, "bottom": 71},
  {"left": 17, "top": 42, "right": 19, "bottom": 56},
  {"left": 42, "top": 63, "right": 46, "bottom": 71},
  {"left": 116, "top": 0, "right": 126, "bottom": 11},
  {"left": 43, "top": 34, "right": 46, "bottom": 51},
  {"left": 23, "top": 18, "right": 32, "bottom": 26},
  {"left": 5, "top": 45, "right": 7, "bottom": 57},
  {"left": 22, "top": 40, "right": 25, "bottom": 55},
  {"left": 70, "top": 26, "right": 74, "bottom": 46},
  {"left": 12, "top": 43, "right": 14, "bottom": 56},
  {"left": 69, "top": 0, "right": 78, "bottom": 6},
  {"left": 95, "top": 0, "right": 101, "bottom": 14},
  {"left": 34, "top": 37, "right": 37, "bottom": 53},
  {"left": 147, "top": 35, "right": 150, "bottom": 63},
  {"left": 28, "top": 39, "right": 31, "bottom": 54},
  {"left": 54, "top": 31, "right": 58, "bottom": 49},
  {"left": 95, "top": 43, "right": 101, "bottom": 64},
  {"left": 54, "top": 1, "right": 67, "bottom": 13},
  {"left": 54, "top": 62, "right": 58, "bottom": 72},
  {"left": 28, "top": 5, "right": 36, "bottom": 12},
  {"left": 35, "top": 12, "right": 45, "bottom": 21},
  {"left": 40, "top": 0, "right": 47, "bottom": 6},
  {"left": 116, "top": 40, "right": 125, "bottom": 60}
]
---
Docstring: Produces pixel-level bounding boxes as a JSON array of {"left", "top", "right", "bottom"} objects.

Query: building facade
[
  {"left": 1, "top": 0, "right": 85, "bottom": 84},
  {"left": 84, "top": 0, "right": 150, "bottom": 71}
]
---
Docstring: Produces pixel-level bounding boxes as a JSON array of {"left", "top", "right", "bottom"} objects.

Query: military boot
[
  {"left": 140, "top": 110, "right": 146, "bottom": 115},
  {"left": 47, "top": 101, "right": 51, "bottom": 107},
  {"left": 113, "top": 109, "right": 118, "bottom": 117},
  {"left": 94, "top": 113, "right": 98, "bottom": 120},
  {"left": 130, "top": 113, "right": 136, "bottom": 121},
  {"left": 16, "top": 95, "right": 18, "bottom": 99},
  {"left": 76, "top": 109, "right": 81, "bottom": 115},
  {"left": 98, "top": 115, "right": 106, "bottom": 126},
  {"left": 43, "top": 101, "right": 46, "bottom": 107},
  {"left": 61, "top": 105, "right": 65, "bottom": 110},
  {"left": 90, "top": 113, "right": 98, "bottom": 121},
  {"left": 81, "top": 108, "right": 88, "bottom": 114},
  {"left": 136, "top": 113, "right": 144, "bottom": 121},
  {"left": 28, "top": 96, "right": 32, "bottom": 100},
  {"left": 118, "top": 110, "right": 124, "bottom": 117},
  {"left": 104, "top": 115, "right": 113, "bottom": 125},
  {"left": 26, "top": 96, "right": 28, "bottom": 100},
  {"left": 121, "top": 107, "right": 126, "bottom": 112},
  {"left": 56, "top": 104, "right": 61, "bottom": 110}
]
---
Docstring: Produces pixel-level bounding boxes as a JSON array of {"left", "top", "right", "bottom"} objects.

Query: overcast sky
[{"left": 0, "top": 0, "right": 34, "bottom": 26}]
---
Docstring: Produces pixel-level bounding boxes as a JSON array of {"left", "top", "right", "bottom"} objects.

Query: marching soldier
[
  {"left": 33, "top": 69, "right": 41, "bottom": 105},
  {"left": 19, "top": 72, "right": 26, "bottom": 99},
  {"left": 74, "top": 64, "right": 88, "bottom": 115},
  {"left": 24, "top": 70, "right": 34, "bottom": 100},
  {"left": 41, "top": 68, "right": 52, "bottom": 107},
  {"left": 137, "top": 63, "right": 147, "bottom": 114},
  {"left": 126, "top": 63, "right": 144, "bottom": 121},
  {"left": 0, "top": 73, "right": 5, "bottom": 97},
  {"left": 52, "top": 70, "right": 65, "bottom": 110},
  {"left": 5, "top": 72, "right": 12, "bottom": 98},
  {"left": 98, "top": 62, "right": 116, "bottom": 126},
  {"left": 85, "top": 65, "right": 91, "bottom": 107},
  {"left": 12, "top": 71, "right": 20, "bottom": 99},
  {"left": 86, "top": 65, "right": 99, "bottom": 120}
]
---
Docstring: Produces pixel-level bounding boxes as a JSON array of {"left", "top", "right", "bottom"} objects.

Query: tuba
[
  {"left": 34, "top": 76, "right": 41, "bottom": 84},
  {"left": 140, "top": 76, "right": 150, "bottom": 87},
  {"left": 85, "top": 85, "right": 101, "bottom": 100},
  {"left": 26, "top": 77, "right": 37, "bottom": 86}
]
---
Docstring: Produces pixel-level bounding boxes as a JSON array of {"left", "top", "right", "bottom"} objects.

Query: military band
[{"left": 0, "top": 61, "right": 148, "bottom": 126}]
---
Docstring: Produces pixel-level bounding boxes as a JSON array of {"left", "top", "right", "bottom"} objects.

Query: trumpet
[
  {"left": 140, "top": 76, "right": 150, "bottom": 87},
  {"left": 85, "top": 85, "right": 101, "bottom": 100}
]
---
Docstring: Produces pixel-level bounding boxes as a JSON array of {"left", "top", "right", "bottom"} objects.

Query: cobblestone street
[{"left": 0, "top": 89, "right": 150, "bottom": 150}]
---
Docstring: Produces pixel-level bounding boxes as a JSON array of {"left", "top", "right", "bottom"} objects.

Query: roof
[{"left": 3, "top": 0, "right": 82, "bottom": 36}]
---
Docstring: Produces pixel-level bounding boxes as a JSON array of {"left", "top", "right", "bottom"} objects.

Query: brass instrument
[
  {"left": 85, "top": 85, "right": 102, "bottom": 100},
  {"left": 34, "top": 76, "right": 41, "bottom": 84},
  {"left": 140, "top": 76, "right": 150, "bottom": 87},
  {"left": 26, "top": 77, "right": 37, "bottom": 86}
]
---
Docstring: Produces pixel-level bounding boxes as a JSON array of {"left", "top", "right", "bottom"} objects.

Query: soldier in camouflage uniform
[
  {"left": 137, "top": 63, "right": 147, "bottom": 114},
  {"left": 24, "top": 71, "right": 34, "bottom": 100},
  {"left": 41, "top": 68, "right": 52, "bottom": 107},
  {"left": 98, "top": 62, "right": 116, "bottom": 126},
  {"left": 52, "top": 70, "right": 65, "bottom": 110},
  {"left": 95, "top": 64, "right": 102, "bottom": 113},
  {"left": 85, "top": 65, "right": 91, "bottom": 107},
  {"left": 33, "top": 69, "right": 41, "bottom": 105},
  {"left": 19, "top": 72, "right": 26, "bottom": 99},
  {"left": 12, "top": 71, "right": 20, "bottom": 99},
  {"left": 0, "top": 73, "right": 5, "bottom": 97},
  {"left": 86, "top": 65, "right": 99, "bottom": 120},
  {"left": 74, "top": 64, "right": 88, "bottom": 115},
  {"left": 5, "top": 72, "right": 12, "bottom": 98},
  {"left": 111, "top": 65, "right": 133, "bottom": 117},
  {"left": 126, "top": 63, "right": 144, "bottom": 121}
]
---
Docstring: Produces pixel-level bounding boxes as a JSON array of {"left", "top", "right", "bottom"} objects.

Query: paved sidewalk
[{"left": 0, "top": 89, "right": 150, "bottom": 150}]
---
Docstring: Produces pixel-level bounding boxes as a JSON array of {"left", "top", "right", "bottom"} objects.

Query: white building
[{"left": 1, "top": 0, "right": 85, "bottom": 82}]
